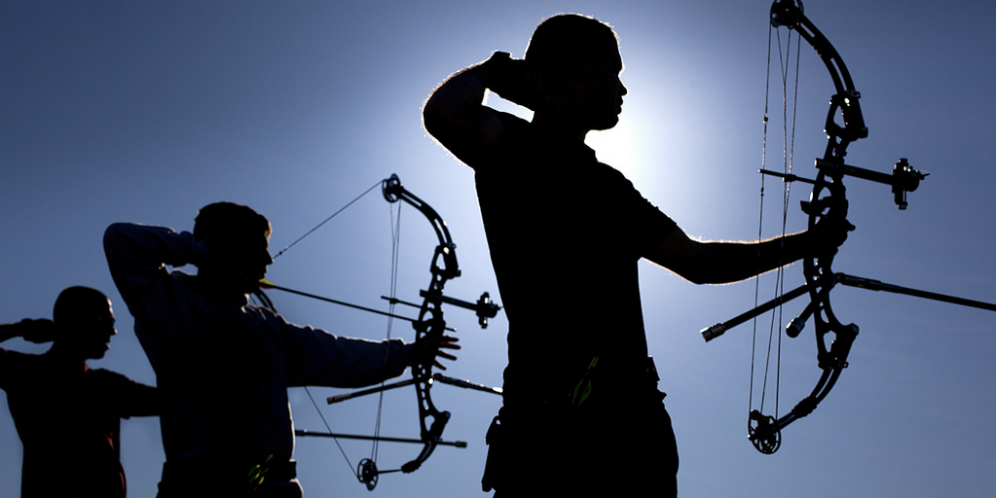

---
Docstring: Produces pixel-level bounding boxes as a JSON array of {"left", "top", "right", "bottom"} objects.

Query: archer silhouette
[
  {"left": 103, "top": 202, "right": 458, "bottom": 497},
  {"left": 0, "top": 286, "right": 158, "bottom": 498},
  {"left": 423, "top": 13, "right": 850, "bottom": 497}
]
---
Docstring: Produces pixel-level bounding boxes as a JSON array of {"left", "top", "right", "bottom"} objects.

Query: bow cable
[
  {"left": 752, "top": 16, "right": 804, "bottom": 434},
  {"left": 370, "top": 194, "right": 403, "bottom": 472},
  {"left": 272, "top": 180, "right": 383, "bottom": 260},
  {"left": 256, "top": 178, "right": 406, "bottom": 481}
]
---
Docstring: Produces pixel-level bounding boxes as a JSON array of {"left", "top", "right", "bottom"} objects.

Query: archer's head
[
  {"left": 51, "top": 286, "right": 116, "bottom": 360},
  {"left": 526, "top": 14, "right": 627, "bottom": 136},
  {"left": 194, "top": 201, "right": 273, "bottom": 294}
]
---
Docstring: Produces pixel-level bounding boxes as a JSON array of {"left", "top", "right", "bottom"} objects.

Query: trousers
[{"left": 485, "top": 360, "right": 679, "bottom": 497}]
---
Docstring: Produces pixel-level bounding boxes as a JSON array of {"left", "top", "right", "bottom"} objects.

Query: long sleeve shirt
[{"left": 103, "top": 222, "right": 413, "bottom": 468}]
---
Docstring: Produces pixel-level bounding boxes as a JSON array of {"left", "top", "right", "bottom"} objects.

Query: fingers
[
  {"left": 412, "top": 335, "right": 461, "bottom": 368},
  {"left": 436, "top": 350, "right": 458, "bottom": 362},
  {"left": 437, "top": 335, "right": 461, "bottom": 350},
  {"left": 429, "top": 336, "right": 460, "bottom": 368},
  {"left": 431, "top": 350, "right": 459, "bottom": 370}
]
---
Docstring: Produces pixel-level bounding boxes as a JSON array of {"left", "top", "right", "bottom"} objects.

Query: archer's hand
[
  {"left": 483, "top": 52, "right": 552, "bottom": 112},
  {"left": 809, "top": 215, "right": 855, "bottom": 256},
  {"left": 411, "top": 335, "right": 460, "bottom": 370},
  {"left": 16, "top": 318, "right": 57, "bottom": 343}
]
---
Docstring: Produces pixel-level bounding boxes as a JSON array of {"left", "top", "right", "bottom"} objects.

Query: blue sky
[{"left": 2, "top": 1, "right": 994, "bottom": 497}]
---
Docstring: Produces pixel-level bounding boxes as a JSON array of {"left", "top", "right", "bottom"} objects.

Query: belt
[{"left": 160, "top": 457, "right": 298, "bottom": 495}]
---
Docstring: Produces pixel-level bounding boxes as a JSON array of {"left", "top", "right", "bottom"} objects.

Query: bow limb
[{"left": 770, "top": 0, "right": 867, "bottom": 162}]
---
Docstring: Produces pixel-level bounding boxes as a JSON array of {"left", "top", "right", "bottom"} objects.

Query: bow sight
[{"left": 759, "top": 157, "right": 927, "bottom": 210}]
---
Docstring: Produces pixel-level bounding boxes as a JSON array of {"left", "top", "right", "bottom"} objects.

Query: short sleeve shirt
[
  {"left": 471, "top": 113, "right": 676, "bottom": 403},
  {"left": 0, "top": 348, "right": 158, "bottom": 498}
]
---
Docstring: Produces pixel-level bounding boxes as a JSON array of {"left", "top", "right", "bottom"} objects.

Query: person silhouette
[
  {"left": 1, "top": 286, "right": 158, "bottom": 498},
  {"left": 104, "top": 201, "right": 458, "bottom": 497},
  {"left": 423, "top": 13, "right": 849, "bottom": 497}
]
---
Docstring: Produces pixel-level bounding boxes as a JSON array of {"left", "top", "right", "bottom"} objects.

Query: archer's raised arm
[
  {"left": 422, "top": 55, "right": 504, "bottom": 165},
  {"left": 0, "top": 319, "right": 56, "bottom": 344},
  {"left": 103, "top": 223, "right": 203, "bottom": 326},
  {"left": 422, "top": 52, "right": 550, "bottom": 166}
]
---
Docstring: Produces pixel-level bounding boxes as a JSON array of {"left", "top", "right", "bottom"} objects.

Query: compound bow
[
  {"left": 256, "top": 174, "right": 502, "bottom": 488},
  {"left": 699, "top": 0, "right": 996, "bottom": 454}
]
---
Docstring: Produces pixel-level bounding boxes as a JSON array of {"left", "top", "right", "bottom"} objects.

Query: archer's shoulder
[
  {"left": 582, "top": 161, "right": 641, "bottom": 194},
  {"left": 0, "top": 349, "right": 43, "bottom": 391},
  {"left": 86, "top": 366, "right": 140, "bottom": 384}
]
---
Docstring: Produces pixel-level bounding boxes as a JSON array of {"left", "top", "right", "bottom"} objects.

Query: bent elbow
[
  {"left": 421, "top": 88, "right": 458, "bottom": 139},
  {"left": 103, "top": 223, "right": 125, "bottom": 247},
  {"left": 421, "top": 104, "right": 446, "bottom": 140}
]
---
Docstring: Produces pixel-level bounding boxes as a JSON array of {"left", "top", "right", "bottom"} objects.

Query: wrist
[
  {"left": 479, "top": 51, "right": 511, "bottom": 86},
  {"left": 482, "top": 51, "right": 550, "bottom": 111},
  {"left": 403, "top": 342, "right": 420, "bottom": 367}
]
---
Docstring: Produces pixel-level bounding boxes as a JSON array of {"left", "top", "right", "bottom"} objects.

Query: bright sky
[{"left": 2, "top": 1, "right": 994, "bottom": 497}]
